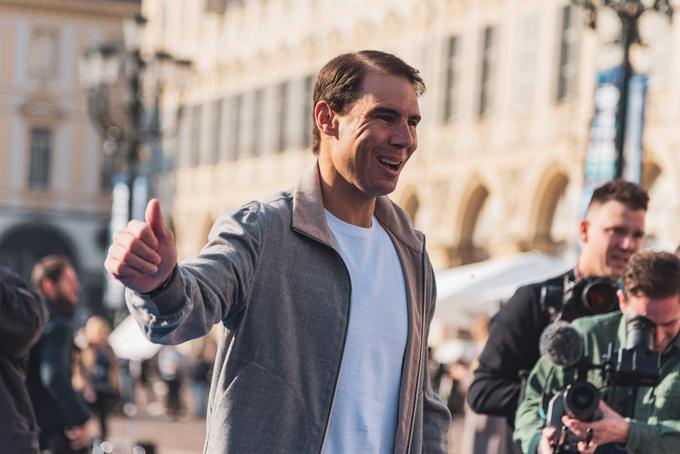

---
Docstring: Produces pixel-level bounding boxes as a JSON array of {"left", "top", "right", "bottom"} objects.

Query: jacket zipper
[
  {"left": 293, "top": 229, "right": 352, "bottom": 454},
  {"left": 405, "top": 240, "right": 427, "bottom": 453}
]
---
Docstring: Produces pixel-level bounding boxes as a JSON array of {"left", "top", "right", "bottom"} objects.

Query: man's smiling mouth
[{"left": 377, "top": 156, "right": 401, "bottom": 171}]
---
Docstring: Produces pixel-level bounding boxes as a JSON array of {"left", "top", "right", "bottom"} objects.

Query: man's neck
[
  {"left": 318, "top": 169, "right": 376, "bottom": 228},
  {"left": 576, "top": 257, "right": 596, "bottom": 279},
  {"left": 322, "top": 188, "right": 376, "bottom": 227}
]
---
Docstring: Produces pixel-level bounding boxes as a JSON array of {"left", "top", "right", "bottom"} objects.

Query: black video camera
[
  {"left": 541, "top": 276, "right": 619, "bottom": 322},
  {"left": 545, "top": 315, "right": 660, "bottom": 454}
]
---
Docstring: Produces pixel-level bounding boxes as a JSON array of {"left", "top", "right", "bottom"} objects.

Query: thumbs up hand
[{"left": 105, "top": 199, "right": 178, "bottom": 294}]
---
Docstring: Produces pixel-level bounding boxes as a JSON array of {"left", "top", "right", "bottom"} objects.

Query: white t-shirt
[{"left": 322, "top": 210, "right": 408, "bottom": 454}]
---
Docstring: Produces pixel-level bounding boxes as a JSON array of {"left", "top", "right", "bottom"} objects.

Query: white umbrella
[
  {"left": 434, "top": 251, "right": 572, "bottom": 326},
  {"left": 108, "top": 315, "right": 162, "bottom": 361}
]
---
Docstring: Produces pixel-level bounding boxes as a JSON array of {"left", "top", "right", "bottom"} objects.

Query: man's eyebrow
[
  {"left": 660, "top": 317, "right": 680, "bottom": 326},
  {"left": 369, "top": 106, "right": 421, "bottom": 123},
  {"left": 368, "top": 106, "right": 400, "bottom": 117}
]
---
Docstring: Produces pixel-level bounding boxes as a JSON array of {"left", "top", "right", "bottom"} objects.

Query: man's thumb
[{"left": 145, "top": 199, "right": 167, "bottom": 238}]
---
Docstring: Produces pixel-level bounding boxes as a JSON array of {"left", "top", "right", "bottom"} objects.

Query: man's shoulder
[
  {"left": 505, "top": 271, "right": 569, "bottom": 307},
  {"left": 490, "top": 271, "right": 570, "bottom": 328},
  {"left": 221, "top": 191, "right": 293, "bottom": 226},
  {"left": 572, "top": 311, "right": 622, "bottom": 334}
]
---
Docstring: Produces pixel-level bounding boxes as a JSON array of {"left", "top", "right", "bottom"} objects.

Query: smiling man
[{"left": 105, "top": 50, "right": 450, "bottom": 453}]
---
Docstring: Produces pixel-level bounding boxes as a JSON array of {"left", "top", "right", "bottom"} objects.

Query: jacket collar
[{"left": 291, "top": 162, "right": 423, "bottom": 252}]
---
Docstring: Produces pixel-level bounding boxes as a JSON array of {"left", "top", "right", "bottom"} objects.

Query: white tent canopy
[
  {"left": 108, "top": 315, "right": 162, "bottom": 361},
  {"left": 434, "top": 251, "right": 573, "bottom": 327}
]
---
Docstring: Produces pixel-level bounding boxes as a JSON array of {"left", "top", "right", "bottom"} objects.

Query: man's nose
[
  {"left": 654, "top": 331, "right": 666, "bottom": 352},
  {"left": 620, "top": 234, "right": 639, "bottom": 251},
  {"left": 390, "top": 122, "right": 415, "bottom": 150}
]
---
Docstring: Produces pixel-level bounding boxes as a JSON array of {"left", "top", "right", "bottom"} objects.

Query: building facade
[
  {"left": 142, "top": 0, "right": 680, "bottom": 268},
  {"left": 0, "top": 0, "right": 139, "bottom": 310}
]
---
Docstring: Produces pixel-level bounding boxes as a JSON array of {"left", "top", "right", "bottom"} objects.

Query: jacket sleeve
[
  {"left": 39, "top": 321, "right": 90, "bottom": 427},
  {"left": 467, "top": 285, "right": 545, "bottom": 426},
  {"left": 0, "top": 265, "right": 48, "bottom": 359},
  {"left": 513, "top": 356, "right": 558, "bottom": 454},
  {"left": 422, "top": 257, "right": 451, "bottom": 453},
  {"left": 126, "top": 202, "right": 264, "bottom": 345},
  {"left": 624, "top": 418, "right": 680, "bottom": 453}
]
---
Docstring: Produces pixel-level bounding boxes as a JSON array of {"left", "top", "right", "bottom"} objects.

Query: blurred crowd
[
  {"left": 429, "top": 316, "right": 515, "bottom": 454},
  {"left": 0, "top": 255, "right": 216, "bottom": 454}
]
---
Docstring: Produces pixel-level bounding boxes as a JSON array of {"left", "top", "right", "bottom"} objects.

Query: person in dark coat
[
  {"left": 0, "top": 264, "right": 48, "bottom": 453},
  {"left": 27, "top": 256, "right": 91, "bottom": 454},
  {"left": 467, "top": 180, "right": 648, "bottom": 452}
]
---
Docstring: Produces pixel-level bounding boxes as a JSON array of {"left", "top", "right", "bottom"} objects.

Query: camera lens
[
  {"left": 625, "top": 315, "right": 656, "bottom": 351},
  {"left": 582, "top": 279, "right": 617, "bottom": 315},
  {"left": 563, "top": 381, "right": 600, "bottom": 421}
]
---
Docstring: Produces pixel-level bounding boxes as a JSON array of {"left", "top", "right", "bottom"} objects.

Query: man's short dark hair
[
  {"left": 587, "top": 180, "right": 649, "bottom": 213},
  {"left": 623, "top": 251, "right": 680, "bottom": 299},
  {"left": 310, "top": 50, "right": 426, "bottom": 155},
  {"left": 32, "top": 255, "right": 73, "bottom": 293}
]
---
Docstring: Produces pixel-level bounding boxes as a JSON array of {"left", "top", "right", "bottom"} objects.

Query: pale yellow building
[
  {"left": 141, "top": 0, "right": 680, "bottom": 268},
  {"left": 0, "top": 0, "right": 139, "bottom": 306}
]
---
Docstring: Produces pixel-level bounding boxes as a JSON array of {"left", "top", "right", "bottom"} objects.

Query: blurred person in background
[
  {"left": 0, "top": 264, "right": 47, "bottom": 453},
  {"left": 158, "top": 346, "right": 186, "bottom": 420},
  {"left": 461, "top": 316, "right": 516, "bottom": 454},
  {"left": 74, "top": 315, "right": 120, "bottom": 442},
  {"left": 467, "top": 180, "right": 648, "bottom": 453},
  {"left": 190, "top": 338, "right": 216, "bottom": 419},
  {"left": 27, "top": 256, "right": 92, "bottom": 454}
]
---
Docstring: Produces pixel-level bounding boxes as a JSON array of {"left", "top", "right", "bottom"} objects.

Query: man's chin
[{"left": 607, "top": 264, "right": 627, "bottom": 279}]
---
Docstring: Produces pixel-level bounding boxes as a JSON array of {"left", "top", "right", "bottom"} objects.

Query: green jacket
[{"left": 514, "top": 311, "right": 680, "bottom": 454}]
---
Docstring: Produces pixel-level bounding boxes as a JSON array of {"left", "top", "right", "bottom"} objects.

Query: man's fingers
[
  {"left": 145, "top": 199, "right": 169, "bottom": 240},
  {"left": 125, "top": 219, "right": 159, "bottom": 250},
  {"left": 106, "top": 245, "right": 159, "bottom": 275},
  {"left": 115, "top": 231, "right": 161, "bottom": 265},
  {"left": 577, "top": 440, "right": 597, "bottom": 454},
  {"left": 107, "top": 262, "right": 149, "bottom": 280}
]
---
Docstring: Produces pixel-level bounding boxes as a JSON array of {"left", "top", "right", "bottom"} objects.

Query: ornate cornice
[{"left": 0, "top": 0, "right": 139, "bottom": 18}]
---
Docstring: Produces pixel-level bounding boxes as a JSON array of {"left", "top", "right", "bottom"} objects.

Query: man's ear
[
  {"left": 41, "top": 279, "right": 56, "bottom": 300},
  {"left": 314, "top": 100, "right": 339, "bottom": 139},
  {"left": 578, "top": 219, "right": 589, "bottom": 244},
  {"left": 617, "top": 288, "right": 627, "bottom": 312}
]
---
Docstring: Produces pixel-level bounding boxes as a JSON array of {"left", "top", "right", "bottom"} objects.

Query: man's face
[
  {"left": 53, "top": 266, "right": 81, "bottom": 307},
  {"left": 579, "top": 200, "right": 645, "bottom": 278},
  {"left": 321, "top": 72, "right": 420, "bottom": 198},
  {"left": 619, "top": 292, "right": 680, "bottom": 352}
]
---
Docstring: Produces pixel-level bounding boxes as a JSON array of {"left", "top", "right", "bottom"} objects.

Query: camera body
[
  {"left": 546, "top": 379, "right": 602, "bottom": 453},
  {"left": 545, "top": 315, "right": 660, "bottom": 454},
  {"left": 541, "top": 276, "right": 619, "bottom": 322}
]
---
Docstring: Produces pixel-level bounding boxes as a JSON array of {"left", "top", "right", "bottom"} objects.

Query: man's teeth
[{"left": 379, "top": 157, "right": 400, "bottom": 167}]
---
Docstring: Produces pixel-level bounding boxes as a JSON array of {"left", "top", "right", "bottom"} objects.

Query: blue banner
[
  {"left": 581, "top": 66, "right": 647, "bottom": 214},
  {"left": 582, "top": 66, "right": 623, "bottom": 215},
  {"left": 623, "top": 74, "right": 647, "bottom": 184}
]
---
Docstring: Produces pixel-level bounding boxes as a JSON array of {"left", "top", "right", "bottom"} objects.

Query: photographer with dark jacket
[
  {"left": 467, "top": 181, "right": 648, "bottom": 445},
  {"left": 516, "top": 251, "right": 680, "bottom": 454},
  {"left": 0, "top": 265, "right": 47, "bottom": 453}
]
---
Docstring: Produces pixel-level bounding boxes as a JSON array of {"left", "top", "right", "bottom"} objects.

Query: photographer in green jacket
[{"left": 515, "top": 251, "right": 680, "bottom": 454}]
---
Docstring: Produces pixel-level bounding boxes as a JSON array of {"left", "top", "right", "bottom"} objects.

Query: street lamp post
[
  {"left": 80, "top": 13, "right": 191, "bottom": 309},
  {"left": 572, "top": 0, "right": 673, "bottom": 178}
]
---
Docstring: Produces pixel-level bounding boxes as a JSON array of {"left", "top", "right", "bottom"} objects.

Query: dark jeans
[{"left": 39, "top": 425, "right": 88, "bottom": 454}]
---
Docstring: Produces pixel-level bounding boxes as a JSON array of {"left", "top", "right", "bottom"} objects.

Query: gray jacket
[{"left": 127, "top": 164, "right": 450, "bottom": 453}]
